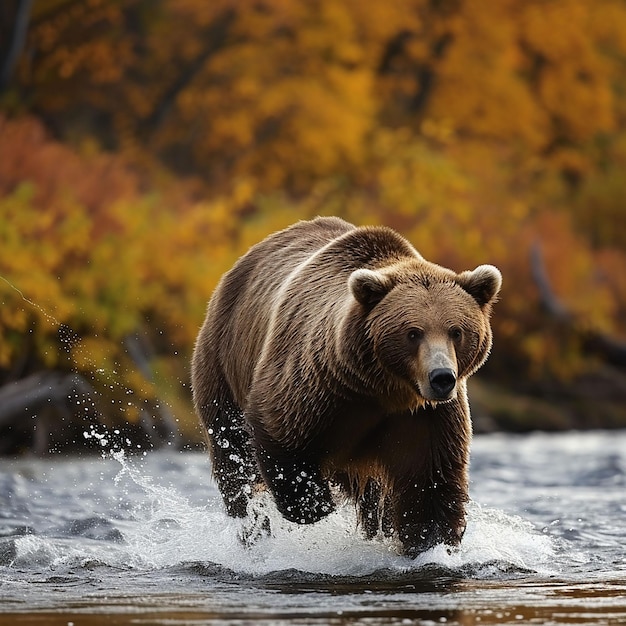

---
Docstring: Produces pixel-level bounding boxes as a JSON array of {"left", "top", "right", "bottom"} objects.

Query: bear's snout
[{"left": 428, "top": 368, "right": 457, "bottom": 399}]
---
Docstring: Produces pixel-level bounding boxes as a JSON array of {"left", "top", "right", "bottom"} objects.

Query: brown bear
[{"left": 191, "top": 216, "right": 501, "bottom": 557}]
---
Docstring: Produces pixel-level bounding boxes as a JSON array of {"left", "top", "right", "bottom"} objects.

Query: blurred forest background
[{"left": 2, "top": 0, "right": 626, "bottom": 455}]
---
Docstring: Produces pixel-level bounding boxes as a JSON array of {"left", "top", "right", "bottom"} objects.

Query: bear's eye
[
  {"left": 449, "top": 326, "right": 463, "bottom": 341},
  {"left": 407, "top": 328, "right": 424, "bottom": 343}
]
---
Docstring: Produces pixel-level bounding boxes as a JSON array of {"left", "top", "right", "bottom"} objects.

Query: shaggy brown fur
[{"left": 191, "top": 216, "right": 501, "bottom": 557}]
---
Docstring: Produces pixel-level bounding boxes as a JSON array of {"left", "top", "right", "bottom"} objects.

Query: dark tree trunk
[{"left": 0, "top": 0, "right": 33, "bottom": 92}]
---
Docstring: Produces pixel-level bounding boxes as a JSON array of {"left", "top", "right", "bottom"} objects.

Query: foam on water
[{"left": 9, "top": 450, "right": 560, "bottom": 580}]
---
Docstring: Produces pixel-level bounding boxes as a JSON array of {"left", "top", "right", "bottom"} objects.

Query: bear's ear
[
  {"left": 457, "top": 264, "right": 502, "bottom": 307},
  {"left": 348, "top": 268, "right": 394, "bottom": 307}
]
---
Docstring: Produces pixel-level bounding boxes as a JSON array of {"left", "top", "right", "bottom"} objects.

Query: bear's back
[
  {"left": 217, "top": 216, "right": 354, "bottom": 318},
  {"left": 207, "top": 217, "right": 355, "bottom": 400}
]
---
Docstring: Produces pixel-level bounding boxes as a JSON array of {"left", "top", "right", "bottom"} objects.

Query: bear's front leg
[
  {"left": 392, "top": 397, "right": 471, "bottom": 558},
  {"left": 257, "top": 448, "right": 336, "bottom": 524},
  {"left": 394, "top": 475, "right": 468, "bottom": 558},
  {"left": 245, "top": 396, "right": 337, "bottom": 524}
]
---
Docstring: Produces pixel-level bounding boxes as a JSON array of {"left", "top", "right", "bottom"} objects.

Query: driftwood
[
  {"left": 0, "top": 329, "right": 181, "bottom": 455},
  {"left": 0, "top": 371, "right": 97, "bottom": 427},
  {"left": 530, "top": 242, "right": 626, "bottom": 368},
  {"left": 0, "top": 371, "right": 100, "bottom": 454}
]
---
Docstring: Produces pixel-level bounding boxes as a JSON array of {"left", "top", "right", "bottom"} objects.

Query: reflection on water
[{"left": 0, "top": 430, "right": 625, "bottom": 625}]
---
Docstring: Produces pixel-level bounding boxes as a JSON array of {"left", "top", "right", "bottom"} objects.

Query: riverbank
[
  {"left": 2, "top": 367, "right": 626, "bottom": 457},
  {"left": 1, "top": 431, "right": 625, "bottom": 625},
  {"left": 470, "top": 368, "right": 626, "bottom": 433}
]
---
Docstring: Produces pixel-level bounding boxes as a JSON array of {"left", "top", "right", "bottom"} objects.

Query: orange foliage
[
  {"left": 0, "top": 115, "right": 248, "bottom": 427},
  {"left": 2, "top": 0, "right": 626, "bottom": 428},
  {"left": 13, "top": 1, "right": 626, "bottom": 188}
]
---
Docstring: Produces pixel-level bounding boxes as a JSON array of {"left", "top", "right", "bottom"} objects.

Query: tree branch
[
  {"left": 530, "top": 241, "right": 626, "bottom": 368},
  {"left": 124, "top": 332, "right": 179, "bottom": 447},
  {"left": 529, "top": 241, "right": 573, "bottom": 321},
  {"left": 142, "top": 8, "right": 236, "bottom": 135}
]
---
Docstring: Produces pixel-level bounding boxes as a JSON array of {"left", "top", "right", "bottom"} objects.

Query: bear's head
[{"left": 349, "top": 262, "right": 502, "bottom": 406}]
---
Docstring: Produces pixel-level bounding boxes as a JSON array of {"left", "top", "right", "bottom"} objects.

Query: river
[{"left": 1, "top": 430, "right": 625, "bottom": 625}]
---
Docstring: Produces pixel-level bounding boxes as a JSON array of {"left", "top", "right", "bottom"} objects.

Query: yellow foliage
[{"left": 2, "top": 0, "right": 626, "bottom": 438}]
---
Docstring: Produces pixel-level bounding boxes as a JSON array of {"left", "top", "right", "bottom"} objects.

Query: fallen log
[
  {"left": 0, "top": 371, "right": 97, "bottom": 426},
  {"left": 0, "top": 329, "right": 182, "bottom": 455},
  {"left": 0, "top": 371, "right": 100, "bottom": 454}
]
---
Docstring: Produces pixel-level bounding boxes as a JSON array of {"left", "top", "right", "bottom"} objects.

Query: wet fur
[{"left": 191, "top": 217, "right": 500, "bottom": 556}]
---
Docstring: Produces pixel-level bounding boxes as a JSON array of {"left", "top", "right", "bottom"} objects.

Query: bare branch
[
  {"left": 143, "top": 8, "right": 236, "bottom": 134},
  {"left": 530, "top": 242, "right": 626, "bottom": 368},
  {"left": 529, "top": 241, "right": 573, "bottom": 321}
]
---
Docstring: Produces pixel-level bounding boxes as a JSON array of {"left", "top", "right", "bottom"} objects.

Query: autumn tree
[
  {"left": 3, "top": 0, "right": 626, "bottom": 446},
  {"left": 0, "top": 115, "right": 249, "bottom": 452}
]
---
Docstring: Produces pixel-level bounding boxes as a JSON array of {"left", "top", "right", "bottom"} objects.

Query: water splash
[
  {"left": 0, "top": 275, "right": 61, "bottom": 329},
  {"left": 8, "top": 451, "right": 559, "bottom": 580}
]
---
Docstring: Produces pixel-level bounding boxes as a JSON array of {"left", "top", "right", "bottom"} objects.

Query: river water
[{"left": 0, "top": 430, "right": 625, "bottom": 625}]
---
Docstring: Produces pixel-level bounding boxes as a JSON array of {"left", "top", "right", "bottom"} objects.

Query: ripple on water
[
  {"left": 2, "top": 453, "right": 560, "bottom": 582},
  {"left": 1, "top": 435, "right": 625, "bottom": 624}
]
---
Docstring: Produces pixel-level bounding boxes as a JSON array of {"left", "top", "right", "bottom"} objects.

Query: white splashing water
[{"left": 10, "top": 450, "right": 559, "bottom": 579}]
